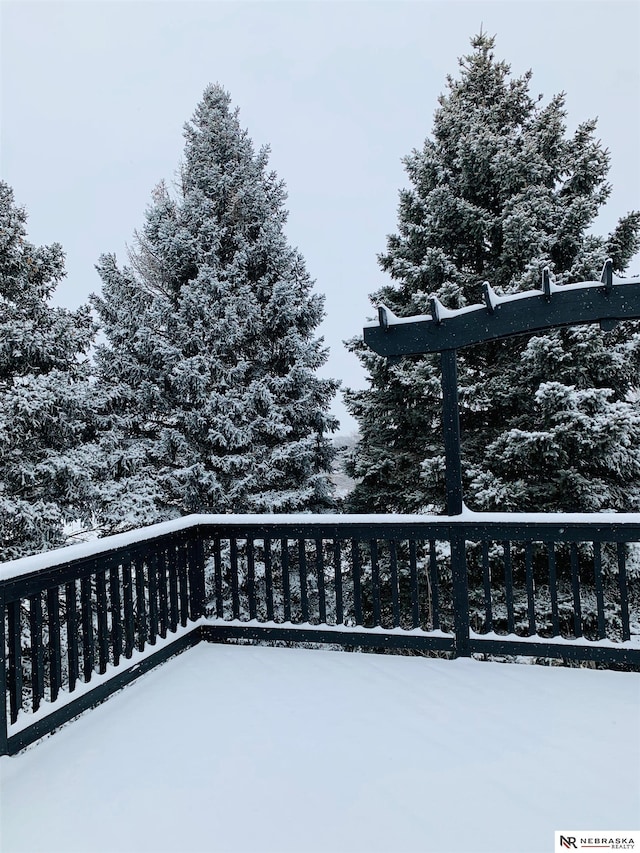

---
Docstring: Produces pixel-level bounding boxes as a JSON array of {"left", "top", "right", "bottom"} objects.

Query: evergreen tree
[
  {"left": 0, "top": 182, "right": 96, "bottom": 559},
  {"left": 92, "top": 85, "right": 338, "bottom": 531},
  {"left": 346, "top": 33, "right": 640, "bottom": 514}
]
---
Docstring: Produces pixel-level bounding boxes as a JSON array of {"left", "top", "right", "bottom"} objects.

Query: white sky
[{"left": 1, "top": 1, "right": 639, "bottom": 433}]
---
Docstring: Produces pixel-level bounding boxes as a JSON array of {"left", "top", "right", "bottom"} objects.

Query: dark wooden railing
[{"left": 2, "top": 513, "right": 639, "bottom": 755}]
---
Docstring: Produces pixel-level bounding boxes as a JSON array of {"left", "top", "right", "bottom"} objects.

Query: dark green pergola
[{"left": 363, "top": 260, "right": 640, "bottom": 515}]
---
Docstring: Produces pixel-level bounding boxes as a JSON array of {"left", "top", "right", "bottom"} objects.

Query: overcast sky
[{"left": 2, "top": 0, "right": 639, "bottom": 433}]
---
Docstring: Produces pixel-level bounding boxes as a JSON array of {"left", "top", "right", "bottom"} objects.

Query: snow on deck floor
[{"left": 0, "top": 645, "right": 638, "bottom": 853}]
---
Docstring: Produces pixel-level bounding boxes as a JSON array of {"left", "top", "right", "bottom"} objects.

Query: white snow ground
[{"left": 0, "top": 644, "right": 638, "bottom": 853}]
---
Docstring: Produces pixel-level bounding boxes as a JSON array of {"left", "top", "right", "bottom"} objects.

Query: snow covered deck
[{"left": 1, "top": 643, "right": 638, "bottom": 853}]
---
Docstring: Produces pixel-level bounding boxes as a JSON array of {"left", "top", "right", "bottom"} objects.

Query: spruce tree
[
  {"left": 346, "top": 33, "right": 640, "bottom": 514},
  {"left": 92, "top": 85, "right": 338, "bottom": 531},
  {"left": 0, "top": 182, "right": 96, "bottom": 559}
]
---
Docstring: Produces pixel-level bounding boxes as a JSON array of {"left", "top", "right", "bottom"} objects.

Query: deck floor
[{"left": 1, "top": 643, "right": 638, "bottom": 853}]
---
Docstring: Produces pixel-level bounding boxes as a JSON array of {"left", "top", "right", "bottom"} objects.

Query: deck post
[{"left": 0, "top": 589, "right": 8, "bottom": 755}]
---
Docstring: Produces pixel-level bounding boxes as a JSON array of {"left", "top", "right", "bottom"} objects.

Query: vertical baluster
[
  {"left": 352, "top": 540, "right": 362, "bottom": 625},
  {"left": 481, "top": 540, "right": 492, "bottom": 633},
  {"left": 29, "top": 594, "right": 44, "bottom": 712},
  {"left": 96, "top": 569, "right": 109, "bottom": 672},
  {"left": 524, "top": 541, "right": 536, "bottom": 636},
  {"left": 7, "top": 600, "right": 23, "bottom": 723},
  {"left": 450, "top": 535, "right": 471, "bottom": 657},
  {"left": 316, "top": 538, "right": 326, "bottom": 625},
  {"left": 47, "top": 587, "right": 61, "bottom": 702},
  {"left": 298, "top": 539, "right": 309, "bottom": 623},
  {"left": 66, "top": 581, "right": 79, "bottom": 692},
  {"left": 162, "top": 547, "right": 175, "bottom": 630},
  {"left": 147, "top": 553, "right": 158, "bottom": 646},
  {"left": 547, "top": 544, "right": 559, "bottom": 636},
  {"left": 570, "top": 543, "right": 582, "bottom": 638},
  {"left": 409, "top": 539, "right": 420, "bottom": 629},
  {"left": 230, "top": 538, "right": 240, "bottom": 620},
  {"left": 370, "top": 539, "right": 381, "bottom": 627},
  {"left": 264, "top": 538, "right": 274, "bottom": 622},
  {"left": 134, "top": 557, "right": 148, "bottom": 650},
  {"left": 593, "top": 542, "right": 606, "bottom": 640},
  {"left": 187, "top": 535, "right": 206, "bottom": 620},
  {"left": 389, "top": 539, "right": 400, "bottom": 628},
  {"left": 188, "top": 538, "right": 201, "bottom": 619},
  {"left": 617, "top": 543, "right": 631, "bottom": 641},
  {"left": 81, "top": 574, "right": 95, "bottom": 679},
  {"left": 281, "top": 539, "right": 291, "bottom": 623},
  {"left": 247, "top": 539, "right": 257, "bottom": 620},
  {"left": 429, "top": 539, "right": 440, "bottom": 631},
  {"left": 157, "top": 550, "right": 169, "bottom": 639},
  {"left": 122, "top": 560, "right": 135, "bottom": 657},
  {"left": 167, "top": 546, "right": 179, "bottom": 632},
  {"left": 213, "top": 535, "right": 223, "bottom": 619},
  {"left": 503, "top": 542, "right": 515, "bottom": 634},
  {"left": 109, "top": 562, "right": 122, "bottom": 666},
  {"left": 176, "top": 545, "right": 189, "bottom": 628},
  {"left": 334, "top": 540, "right": 343, "bottom": 625}
]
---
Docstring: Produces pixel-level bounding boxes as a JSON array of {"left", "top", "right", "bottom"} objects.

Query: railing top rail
[
  {"left": 4, "top": 510, "right": 640, "bottom": 585},
  {"left": 0, "top": 515, "right": 203, "bottom": 583}
]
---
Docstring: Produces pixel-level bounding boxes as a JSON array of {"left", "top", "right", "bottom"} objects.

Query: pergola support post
[{"left": 440, "top": 349, "right": 463, "bottom": 516}]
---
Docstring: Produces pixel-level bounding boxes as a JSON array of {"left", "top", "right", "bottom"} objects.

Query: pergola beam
[{"left": 365, "top": 264, "right": 640, "bottom": 357}]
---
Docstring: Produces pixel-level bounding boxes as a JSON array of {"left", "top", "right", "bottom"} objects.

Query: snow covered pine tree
[
  {"left": 0, "top": 182, "right": 96, "bottom": 559},
  {"left": 92, "top": 85, "right": 338, "bottom": 532},
  {"left": 345, "top": 32, "right": 640, "bottom": 515}
]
